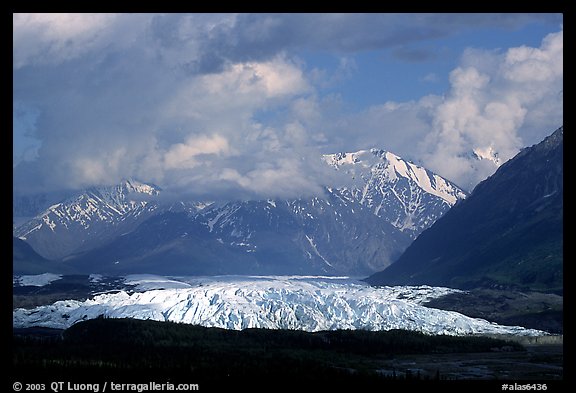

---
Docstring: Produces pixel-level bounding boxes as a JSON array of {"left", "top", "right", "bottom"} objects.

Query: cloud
[
  {"left": 419, "top": 28, "right": 563, "bottom": 190},
  {"left": 164, "top": 134, "right": 231, "bottom": 170},
  {"left": 13, "top": 14, "right": 563, "bottom": 199},
  {"left": 13, "top": 101, "right": 41, "bottom": 166},
  {"left": 12, "top": 13, "right": 146, "bottom": 68},
  {"left": 421, "top": 73, "right": 440, "bottom": 83},
  {"left": 14, "top": 13, "right": 560, "bottom": 72},
  {"left": 13, "top": 22, "right": 324, "bottom": 199},
  {"left": 325, "top": 96, "right": 440, "bottom": 158},
  {"left": 286, "top": 27, "right": 563, "bottom": 192}
]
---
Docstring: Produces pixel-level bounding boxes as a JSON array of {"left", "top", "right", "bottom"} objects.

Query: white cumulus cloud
[
  {"left": 13, "top": 14, "right": 562, "bottom": 199},
  {"left": 164, "top": 134, "right": 231, "bottom": 170},
  {"left": 13, "top": 13, "right": 133, "bottom": 68},
  {"left": 418, "top": 28, "right": 563, "bottom": 190}
]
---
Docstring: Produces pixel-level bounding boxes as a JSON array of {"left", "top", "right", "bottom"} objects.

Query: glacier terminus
[{"left": 13, "top": 274, "right": 545, "bottom": 336}]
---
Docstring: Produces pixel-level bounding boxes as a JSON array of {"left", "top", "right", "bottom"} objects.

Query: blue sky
[
  {"left": 301, "top": 19, "right": 560, "bottom": 109},
  {"left": 13, "top": 13, "right": 563, "bottom": 198}
]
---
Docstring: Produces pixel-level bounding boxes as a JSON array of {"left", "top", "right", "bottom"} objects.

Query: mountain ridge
[
  {"left": 14, "top": 179, "right": 163, "bottom": 260},
  {"left": 14, "top": 148, "right": 467, "bottom": 276},
  {"left": 366, "top": 126, "right": 563, "bottom": 292}
]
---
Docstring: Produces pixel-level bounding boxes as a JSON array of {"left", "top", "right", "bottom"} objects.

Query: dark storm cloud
[
  {"left": 143, "top": 13, "right": 562, "bottom": 75},
  {"left": 227, "top": 13, "right": 561, "bottom": 53}
]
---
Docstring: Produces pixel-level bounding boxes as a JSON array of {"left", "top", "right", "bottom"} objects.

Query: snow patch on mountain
[
  {"left": 473, "top": 146, "right": 501, "bottom": 166},
  {"left": 305, "top": 235, "right": 333, "bottom": 267},
  {"left": 89, "top": 274, "right": 104, "bottom": 283},
  {"left": 13, "top": 275, "right": 545, "bottom": 336},
  {"left": 14, "top": 273, "right": 63, "bottom": 287}
]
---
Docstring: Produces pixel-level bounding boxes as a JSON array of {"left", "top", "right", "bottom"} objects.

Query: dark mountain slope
[
  {"left": 13, "top": 237, "right": 70, "bottom": 275},
  {"left": 366, "top": 126, "right": 563, "bottom": 292},
  {"left": 62, "top": 195, "right": 412, "bottom": 276}
]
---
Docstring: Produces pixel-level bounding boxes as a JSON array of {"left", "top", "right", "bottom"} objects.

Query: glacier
[{"left": 13, "top": 275, "right": 545, "bottom": 336}]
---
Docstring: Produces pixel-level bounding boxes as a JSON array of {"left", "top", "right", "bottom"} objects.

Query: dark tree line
[{"left": 13, "top": 317, "right": 524, "bottom": 386}]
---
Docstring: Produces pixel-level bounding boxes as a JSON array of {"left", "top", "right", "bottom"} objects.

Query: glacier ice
[{"left": 13, "top": 275, "right": 545, "bottom": 336}]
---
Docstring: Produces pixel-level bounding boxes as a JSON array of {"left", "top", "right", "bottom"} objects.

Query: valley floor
[
  {"left": 12, "top": 274, "right": 563, "bottom": 389},
  {"left": 12, "top": 318, "right": 563, "bottom": 387},
  {"left": 375, "top": 341, "right": 563, "bottom": 380}
]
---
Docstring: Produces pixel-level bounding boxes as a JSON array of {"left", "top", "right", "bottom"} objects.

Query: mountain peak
[
  {"left": 14, "top": 179, "right": 162, "bottom": 260},
  {"left": 119, "top": 178, "right": 162, "bottom": 196},
  {"left": 323, "top": 148, "right": 466, "bottom": 207},
  {"left": 534, "top": 125, "right": 563, "bottom": 152}
]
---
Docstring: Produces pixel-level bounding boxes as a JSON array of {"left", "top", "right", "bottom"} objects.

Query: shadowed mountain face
[
  {"left": 366, "top": 127, "right": 563, "bottom": 292},
  {"left": 58, "top": 197, "right": 412, "bottom": 276},
  {"left": 12, "top": 237, "right": 66, "bottom": 275}
]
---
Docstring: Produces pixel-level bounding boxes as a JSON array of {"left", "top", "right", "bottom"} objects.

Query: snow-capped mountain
[
  {"left": 14, "top": 149, "right": 467, "bottom": 276},
  {"left": 14, "top": 179, "right": 162, "bottom": 259},
  {"left": 189, "top": 149, "right": 468, "bottom": 274},
  {"left": 63, "top": 194, "right": 412, "bottom": 276},
  {"left": 323, "top": 149, "right": 467, "bottom": 237},
  {"left": 12, "top": 275, "right": 544, "bottom": 336}
]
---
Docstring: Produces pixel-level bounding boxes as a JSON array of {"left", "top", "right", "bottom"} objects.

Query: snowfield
[
  {"left": 14, "top": 273, "right": 63, "bottom": 287},
  {"left": 13, "top": 275, "right": 545, "bottom": 336}
]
